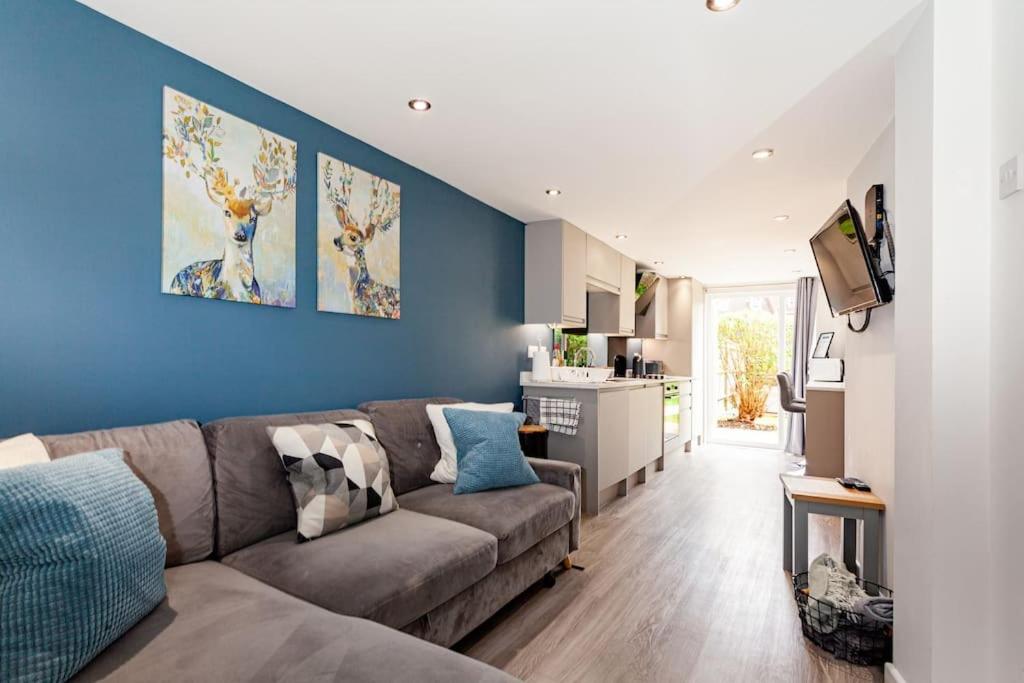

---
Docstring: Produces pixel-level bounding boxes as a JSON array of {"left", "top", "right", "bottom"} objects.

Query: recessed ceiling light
[
  {"left": 752, "top": 148, "right": 775, "bottom": 160},
  {"left": 706, "top": 0, "right": 740, "bottom": 11},
  {"left": 783, "top": 248, "right": 797, "bottom": 254},
  {"left": 614, "top": 234, "right": 628, "bottom": 240},
  {"left": 545, "top": 188, "right": 561, "bottom": 197},
  {"left": 653, "top": 260, "right": 664, "bottom": 266},
  {"left": 774, "top": 214, "right": 790, "bottom": 222},
  {"left": 792, "top": 269, "right": 802, "bottom": 274},
  {"left": 408, "top": 98, "right": 432, "bottom": 112}
]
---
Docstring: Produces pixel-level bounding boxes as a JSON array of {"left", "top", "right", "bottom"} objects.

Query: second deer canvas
[{"left": 317, "top": 153, "right": 401, "bottom": 318}]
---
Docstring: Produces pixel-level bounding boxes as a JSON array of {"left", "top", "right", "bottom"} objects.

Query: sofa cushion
[
  {"left": 41, "top": 419, "right": 213, "bottom": 567},
  {"left": 0, "top": 433, "right": 50, "bottom": 469},
  {"left": 398, "top": 482, "right": 574, "bottom": 564},
  {"left": 202, "top": 408, "right": 369, "bottom": 557},
  {"left": 426, "top": 402, "right": 514, "bottom": 484},
  {"left": 359, "top": 397, "right": 461, "bottom": 495},
  {"left": 444, "top": 408, "right": 538, "bottom": 495},
  {"left": 73, "top": 561, "right": 515, "bottom": 683},
  {"left": 2, "top": 449, "right": 167, "bottom": 682},
  {"left": 266, "top": 420, "right": 398, "bottom": 541},
  {"left": 221, "top": 509, "right": 497, "bottom": 630}
]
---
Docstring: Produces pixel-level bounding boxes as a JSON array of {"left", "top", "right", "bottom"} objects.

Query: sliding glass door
[{"left": 705, "top": 286, "right": 796, "bottom": 449}]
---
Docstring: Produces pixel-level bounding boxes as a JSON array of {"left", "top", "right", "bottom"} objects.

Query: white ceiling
[{"left": 80, "top": 0, "right": 923, "bottom": 285}]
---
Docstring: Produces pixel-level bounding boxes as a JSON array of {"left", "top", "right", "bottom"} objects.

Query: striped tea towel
[{"left": 525, "top": 397, "right": 581, "bottom": 436}]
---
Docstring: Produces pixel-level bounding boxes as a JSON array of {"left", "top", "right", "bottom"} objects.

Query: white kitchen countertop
[
  {"left": 806, "top": 380, "right": 846, "bottom": 392},
  {"left": 520, "top": 373, "right": 690, "bottom": 392}
]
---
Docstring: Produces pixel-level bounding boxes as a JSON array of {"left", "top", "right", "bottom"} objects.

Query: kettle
[
  {"left": 632, "top": 353, "right": 644, "bottom": 379},
  {"left": 613, "top": 354, "right": 627, "bottom": 378}
]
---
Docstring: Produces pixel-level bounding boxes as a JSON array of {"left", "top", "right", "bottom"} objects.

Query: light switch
[{"left": 999, "top": 155, "right": 1024, "bottom": 199}]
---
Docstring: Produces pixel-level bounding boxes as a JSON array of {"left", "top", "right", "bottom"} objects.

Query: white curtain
[{"left": 785, "top": 277, "right": 818, "bottom": 455}]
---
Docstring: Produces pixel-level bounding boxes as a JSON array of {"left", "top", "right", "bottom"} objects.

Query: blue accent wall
[{"left": 0, "top": 1, "right": 533, "bottom": 437}]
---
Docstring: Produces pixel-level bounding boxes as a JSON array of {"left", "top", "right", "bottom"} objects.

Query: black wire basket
[{"left": 792, "top": 571, "right": 893, "bottom": 666}]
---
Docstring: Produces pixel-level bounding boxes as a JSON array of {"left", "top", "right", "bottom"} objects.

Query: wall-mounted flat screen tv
[{"left": 810, "top": 200, "right": 892, "bottom": 316}]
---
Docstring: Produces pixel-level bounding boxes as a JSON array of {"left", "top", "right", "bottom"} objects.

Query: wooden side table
[
  {"left": 780, "top": 474, "right": 886, "bottom": 588},
  {"left": 518, "top": 424, "right": 549, "bottom": 460}
]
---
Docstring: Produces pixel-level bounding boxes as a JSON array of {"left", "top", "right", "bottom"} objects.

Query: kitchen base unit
[{"left": 521, "top": 378, "right": 665, "bottom": 515}]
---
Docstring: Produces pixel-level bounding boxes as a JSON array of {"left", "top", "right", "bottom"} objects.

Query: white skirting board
[{"left": 884, "top": 662, "right": 907, "bottom": 683}]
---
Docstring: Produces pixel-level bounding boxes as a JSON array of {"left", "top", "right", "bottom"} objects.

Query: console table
[{"left": 780, "top": 474, "right": 886, "bottom": 587}]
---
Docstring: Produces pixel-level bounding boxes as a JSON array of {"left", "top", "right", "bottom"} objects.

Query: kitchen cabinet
[
  {"left": 644, "top": 385, "right": 664, "bottom": 464},
  {"left": 524, "top": 219, "right": 587, "bottom": 326},
  {"left": 627, "top": 387, "right": 646, "bottom": 474},
  {"left": 521, "top": 379, "right": 668, "bottom": 515},
  {"left": 655, "top": 277, "right": 668, "bottom": 339},
  {"left": 628, "top": 384, "right": 664, "bottom": 474},
  {"left": 586, "top": 235, "right": 620, "bottom": 293},
  {"left": 618, "top": 255, "right": 636, "bottom": 336},
  {"left": 588, "top": 253, "right": 637, "bottom": 336},
  {"left": 598, "top": 389, "right": 630, "bottom": 490}
]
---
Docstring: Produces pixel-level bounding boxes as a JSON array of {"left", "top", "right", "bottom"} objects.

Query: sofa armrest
[{"left": 527, "top": 458, "right": 581, "bottom": 554}]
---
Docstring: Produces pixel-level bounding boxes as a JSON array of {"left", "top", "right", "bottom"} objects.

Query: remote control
[{"left": 837, "top": 477, "right": 872, "bottom": 492}]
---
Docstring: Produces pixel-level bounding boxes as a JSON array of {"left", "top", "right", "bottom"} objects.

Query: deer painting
[
  {"left": 319, "top": 154, "right": 401, "bottom": 319},
  {"left": 162, "top": 87, "right": 297, "bottom": 307}
]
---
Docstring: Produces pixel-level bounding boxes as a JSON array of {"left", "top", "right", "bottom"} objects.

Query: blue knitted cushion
[
  {"left": 443, "top": 409, "right": 539, "bottom": 495},
  {"left": 0, "top": 449, "right": 167, "bottom": 682}
]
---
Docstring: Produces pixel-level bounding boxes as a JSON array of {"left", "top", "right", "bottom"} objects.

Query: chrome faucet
[{"left": 573, "top": 347, "right": 596, "bottom": 368}]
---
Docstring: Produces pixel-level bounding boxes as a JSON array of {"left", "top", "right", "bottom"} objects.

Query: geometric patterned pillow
[{"left": 266, "top": 420, "right": 398, "bottom": 542}]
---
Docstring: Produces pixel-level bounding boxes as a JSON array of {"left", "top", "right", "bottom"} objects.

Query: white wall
[
  {"left": 812, "top": 279, "right": 846, "bottom": 359},
  {"left": 842, "top": 121, "right": 896, "bottom": 588},
  {"left": 989, "top": 1, "right": 1024, "bottom": 679},
  {"left": 892, "top": 7, "right": 935, "bottom": 681},
  {"left": 891, "top": 2, "right": 996, "bottom": 681}
]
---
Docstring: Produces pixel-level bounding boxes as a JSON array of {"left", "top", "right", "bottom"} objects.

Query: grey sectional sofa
[{"left": 32, "top": 397, "right": 581, "bottom": 682}]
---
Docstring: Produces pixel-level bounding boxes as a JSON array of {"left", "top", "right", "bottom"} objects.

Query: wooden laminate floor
[{"left": 457, "top": 443, "right": 883, "bottom": 683}]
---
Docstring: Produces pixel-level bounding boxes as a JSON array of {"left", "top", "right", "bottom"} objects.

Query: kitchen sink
[{"left": 549, "top": 367, "right": 614, "bottom": 383}]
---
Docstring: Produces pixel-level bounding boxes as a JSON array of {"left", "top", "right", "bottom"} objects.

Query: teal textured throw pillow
[
  {"left": 0, "top": 449, "right": 167, "bottom": 682},
  {"left": 443, "top": 409, "right": 539, "bottom": 494}
]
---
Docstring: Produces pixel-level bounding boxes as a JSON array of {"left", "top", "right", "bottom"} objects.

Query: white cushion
[
  {"left": 427, "top": 402, "right": 514, "bottom": 484},
  {"left": 0, "top": 433, "right": 51, "bottom": 470}
]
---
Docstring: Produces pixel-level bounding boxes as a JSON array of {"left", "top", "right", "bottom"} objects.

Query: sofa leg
[
  {"left": 562, "top": 556, "right": 573, "bottom": 570},
  {"left": 542, "top": 571, "right": 557, "bottom": 588}
]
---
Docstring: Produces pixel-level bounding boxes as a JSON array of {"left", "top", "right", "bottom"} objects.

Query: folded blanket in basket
[
  {"left": 854, "top": 596, "right": 893, "bottom": 625},
  {"left": 524, "top": 397, "right": 581, "bottom": 436},
  {"left": 803, "top": 553, "right": 869, "bottom": 635}
]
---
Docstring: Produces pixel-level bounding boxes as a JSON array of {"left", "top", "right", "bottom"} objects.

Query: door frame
[{"left": 703, "top": 283, "right": 796, "bottom": 449}]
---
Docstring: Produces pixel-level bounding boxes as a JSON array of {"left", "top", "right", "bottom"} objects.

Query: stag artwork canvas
[
  {"left": 317, "top": 153, "right": 401, "bottom": 318},
  {"left": 162, "top": 87, "right": 297, "bottom": 307}
]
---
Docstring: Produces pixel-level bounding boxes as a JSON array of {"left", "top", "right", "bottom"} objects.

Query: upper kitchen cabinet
[
  {"left": 585, "top": 235, "right": 620, "bottom": 294},
  {"left": 635, "top": 275, "right": 668, "bottom": 340},
  {"left": 524, "top": 219, "right": 587, "bottom": 326},
  {"left": 589, "top": 253, "right": 636, "bottom": 336},
  {"left": 618, "top": 255, "right": 636, "bottom": 336}
]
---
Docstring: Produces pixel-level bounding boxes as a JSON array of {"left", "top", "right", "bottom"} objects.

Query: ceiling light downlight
[
  {"left": 545, "top": 188, "right": 562, "bottom": 197},
  {"left": 408, "top": 98, "right": 432, "bottom": 112},
  {"left": 653, "top": 260, "right": 664, "bottom": 266},
  {"left": 614, "top": 234, "right": 628, "bottom": 241},
  {"left": 752, "top": 148, "right": 775, "bottom": 160},
  {"left": 774, "top": 215, "right": 790, "bottom": 222},
  {"left": 706, "top": 0, "right": 740, "bottom": 11}
]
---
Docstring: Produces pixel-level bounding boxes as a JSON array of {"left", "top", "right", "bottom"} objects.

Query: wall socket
[{"left": 999, "top": 154, "right": 1024, "bottom": 199}]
